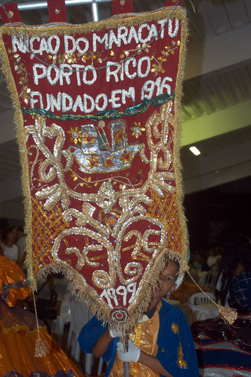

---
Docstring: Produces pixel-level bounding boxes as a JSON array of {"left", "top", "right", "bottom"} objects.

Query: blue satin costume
[{"left": 78, "top": 299, "right": 199, "bottom": 377}]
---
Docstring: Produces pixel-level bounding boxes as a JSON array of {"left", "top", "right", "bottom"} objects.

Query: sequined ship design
[{"left": 72, "top": 119, "right": 143, "bottom": 173}]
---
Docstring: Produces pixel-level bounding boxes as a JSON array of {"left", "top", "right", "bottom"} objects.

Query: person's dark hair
[
  {"left": 216, "top": 234, "right": 251, "bottom": 305},
  {"left": 164, "top": 258, "right": 180, "bottom": 282},
  {"left": 1, "top": 225, "right": 16, "bottom": 241}
]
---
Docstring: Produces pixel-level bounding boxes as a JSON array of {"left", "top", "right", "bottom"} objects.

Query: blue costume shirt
[{"left": 78, "top": 299, "right": 199, "bottom": 377}]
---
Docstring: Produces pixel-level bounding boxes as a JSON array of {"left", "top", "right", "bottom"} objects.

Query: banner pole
[
  {"left": 124, "top": 361, "right": 130, "bottom": 377},
  {"left": 123, "top": 334, "right": 130, "bottom": 377}
]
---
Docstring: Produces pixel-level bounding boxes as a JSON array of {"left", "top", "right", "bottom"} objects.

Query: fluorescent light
[{"left": 189, "top": 146, "right": 201, "bottom": 156}]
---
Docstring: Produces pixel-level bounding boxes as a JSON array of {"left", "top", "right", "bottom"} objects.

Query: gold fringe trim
[
  {"left": 0, "top": 321, "right": 47, "bottom": 336},
  {"left": 0, "top": 7, "right": 186, "bottom": 38},
  {"left": 186, "top": 270, "right": 238, "bottom": 325},
  {"left": 172, "top": 8, "right": 190, "bottom": 270},
  {"left": 27, "top": 248, "right": 185, "bottom": 333}
]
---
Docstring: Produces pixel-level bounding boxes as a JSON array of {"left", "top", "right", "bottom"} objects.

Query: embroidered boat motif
[{"left": 72, "top": 119, "right": 143, "bottom": 173}]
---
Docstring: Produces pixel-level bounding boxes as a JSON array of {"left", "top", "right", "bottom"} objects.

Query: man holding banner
[
  {"left": 79, "top": 258, "right": 199, "bottom": 377},
  {"left": 0, "top": 0, "right": 199, "bottom": 374}
]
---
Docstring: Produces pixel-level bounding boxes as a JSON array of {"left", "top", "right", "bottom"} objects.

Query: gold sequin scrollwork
[
  {"left": 115, "top": 215, "right": 167, "bottom": 285},
  {"left": 51, "top": 227, "right": 116, "bottom": 290},
  {"left": 145, "top": 102, "right": 176, "bottom": 197},
  {"left": 27, "top": 115, "right": 96, "bottom": 210},
  {"left": 26, "top": 115, "right": 71, "bottom": 210}
]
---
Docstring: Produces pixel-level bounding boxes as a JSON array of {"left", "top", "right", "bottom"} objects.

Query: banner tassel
[
  {"left": 32, "top": 289, "right": 49, "bottom": 358},
  {"left": 186, "top": 269, "right": 237, "bottom": 325}
]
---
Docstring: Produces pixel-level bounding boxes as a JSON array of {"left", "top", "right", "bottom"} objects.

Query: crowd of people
[{"left": 0, "top": 218, "right": 250, "bottom": 377}]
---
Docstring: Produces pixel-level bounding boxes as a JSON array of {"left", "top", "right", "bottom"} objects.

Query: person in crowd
[
  {"left": 206, "top": 246, "right": 221, "bottom": 269},
  {"left": 78, "top": 258, "right": 199, "bottom": 377},
  {"left": 200, "top": 255, "right": 210, "bottom": 272},
  {"left": 191, "top": 234, "right": 251, "bottom": 377},
  {"left": 193, "top": 254, "right": 203, "bottom": 270},
  {"left": 0, "top": 255, "right": 85, "bottom": 377},
  {"left": 16, "top": 225, "right": 27, "bottom": 270},
  {"left": 0, "top": 225, "right": 20, "bottom": 265},
  {"left": 215, "top": 234, "right": 251, "bottom": 311}
]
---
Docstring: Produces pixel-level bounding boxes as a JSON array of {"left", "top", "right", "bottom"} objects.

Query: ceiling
[{"left": 0, "top": 0, "right": 251, "bottom": 218}]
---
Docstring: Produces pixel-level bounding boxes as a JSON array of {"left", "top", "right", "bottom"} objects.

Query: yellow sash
[{"left": 110, "top": 302, "right": 161, "bottom": 377}]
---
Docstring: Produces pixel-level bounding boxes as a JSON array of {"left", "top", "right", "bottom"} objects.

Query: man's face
[{"left": 150, "top": 260, "right": 179, "bottom": 308}]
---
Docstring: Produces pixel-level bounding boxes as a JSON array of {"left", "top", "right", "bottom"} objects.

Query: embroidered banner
[{"left": 0, "top": 1, "right": 188, "bottom": 329}]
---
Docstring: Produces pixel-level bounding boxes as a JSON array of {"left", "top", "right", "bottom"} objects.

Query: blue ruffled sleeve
[{"left": 78, "top": 315, "right": 114, "bottom": 362}]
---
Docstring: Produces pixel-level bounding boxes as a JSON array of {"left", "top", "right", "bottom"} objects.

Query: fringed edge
[
  {"left": 186, "top": 269, "right": 238, "bottom": 325},
  {"left": 26, "top": 248, "right": 186, "bottom": 333},
  {"left": 0, "top": 7, "right": 186, "bottom": 38},
  {"left": 172, "top": 10, "right": 190, "bottom": 271},
  {"left": 33, "top": 262, "right": 112, "bottom": 327}
]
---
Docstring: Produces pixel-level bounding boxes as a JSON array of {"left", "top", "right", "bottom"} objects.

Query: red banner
[{"left": 0, "top": 1, "right": 188, "bottom": 329}]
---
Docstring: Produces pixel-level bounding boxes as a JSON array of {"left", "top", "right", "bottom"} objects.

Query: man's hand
[{"left": 117, "top": 339, "right": 141, "bottom": 362}]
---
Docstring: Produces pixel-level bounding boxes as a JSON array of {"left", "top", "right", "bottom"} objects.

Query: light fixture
[{"left": 189, "top": 146, "right": 201, "bottom": 156}]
